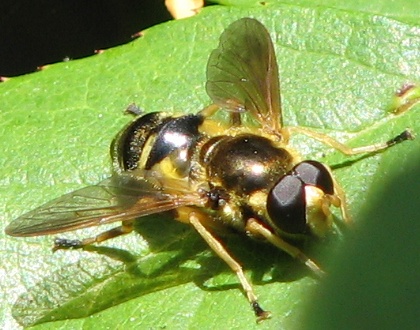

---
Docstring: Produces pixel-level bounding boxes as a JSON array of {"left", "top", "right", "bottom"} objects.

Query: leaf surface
[{"left": 0, "top": 2, "right": 419, "bottom": 329}]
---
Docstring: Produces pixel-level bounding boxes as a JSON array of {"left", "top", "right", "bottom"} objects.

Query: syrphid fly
[{"left": 5, "top": 18, "right": 415, "bottom": 321}]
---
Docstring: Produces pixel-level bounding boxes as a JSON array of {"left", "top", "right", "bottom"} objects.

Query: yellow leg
[
  {"left": 286, "top": 126, "right": 413, "bottom": 155},
  {"left": 198, "top": 104, "right": 242, "bottom": 127},
  {"left": 392, "top": 84, "right": 420, "bottom": 115},
  {"left": 189, "top": 212, "right": 271, "bottom": 322},
  {"left": 198, "top": 104, "right": 220, "bottom": 117},
  {"left": 53, "top": 221, "right": 134, "bottom": 251},
  {"left": 331, "top": 177, "right": 352, "bottom": 224},
  {"left": 246, "top": 218, "right": 325, "bottom": 278}
]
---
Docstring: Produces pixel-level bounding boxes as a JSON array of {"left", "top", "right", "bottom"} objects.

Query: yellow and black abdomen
[{"left": 111, "top": 112, "right": 205, "bottom": 178}]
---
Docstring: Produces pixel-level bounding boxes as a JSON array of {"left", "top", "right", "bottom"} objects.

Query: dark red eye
[
  {"left": 266, "top": 161, "right": 335, "bottom": 235},
  {"left": 266, "top": 175, "right": 307, "bottom": 234},
  {"left": 293, "top": 160, "right": 334, "bottom": 194}
]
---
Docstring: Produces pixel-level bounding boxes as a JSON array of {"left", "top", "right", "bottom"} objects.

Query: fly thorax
[{"left": 203, "top": 134, "right": 294, "bottom": 196}]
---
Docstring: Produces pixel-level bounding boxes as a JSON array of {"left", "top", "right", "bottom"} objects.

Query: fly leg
[
  {"left": 286, "top": 83, "right": 417, "bottom": 155},
  {"left": 330, "top": 176, "right": 351, "bottom": 224},
  {"left": 246, "top": 218, "right": 325, "bottom": 277},
  {"left": 188, "top": 212, "right": 271, "bottom": 323},
  {"left": 198, "top": 104, "right": 220, "bottom": 117},
  {"left": 286, "top": 127, "right": 413, "bottom": 156},
  {"left": 286, "top": 124, "right": 413, "bottom": 227},
  {"left": 53, "top": 221, "right": 134, "bottom": 252},
  {"left": 392, "top": 84, "right": 420, "bottom": 115},
  {"left": 198, "top": 104, "right": 242, "bottom": 127}
]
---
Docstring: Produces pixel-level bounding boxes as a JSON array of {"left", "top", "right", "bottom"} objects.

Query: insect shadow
[{"left": 10, "top": 212, "right": 333, "bottom": 327}]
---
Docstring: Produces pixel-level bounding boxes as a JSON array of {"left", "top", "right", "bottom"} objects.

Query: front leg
[
  {"left": 187, "top": 211, "right": 271, "bottom": 323},
  {"left": 245, "top": 218, "right": 325, "bottom": 278}
]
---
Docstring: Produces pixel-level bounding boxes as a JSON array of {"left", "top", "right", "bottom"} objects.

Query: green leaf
[{"left": 1, "top": 2, "right": 419, "bottom": 329}]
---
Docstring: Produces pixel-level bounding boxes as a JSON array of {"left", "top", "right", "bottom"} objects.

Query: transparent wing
[
  {"left": 206, "top": 17, "right": 282, "bottom": 132},
  {"left": 5, "top": 174, "right": 204, "bottom": 237}
]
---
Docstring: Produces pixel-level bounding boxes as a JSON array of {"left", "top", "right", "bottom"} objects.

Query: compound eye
[
  {"left": 267, "top": 175, "right": 307, "bottom": 234},
  {"left": 293, "top": 161, "right": 334, "bottom": 194}
]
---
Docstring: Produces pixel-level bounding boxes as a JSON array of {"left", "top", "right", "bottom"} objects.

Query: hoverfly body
[{"left": 5, "top": 18, "right": 414, "bottom": 321}]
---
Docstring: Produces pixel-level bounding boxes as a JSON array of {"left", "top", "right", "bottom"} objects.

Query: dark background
[{"left": 0, "top": 0, "right": 173, "bottom": 77}]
